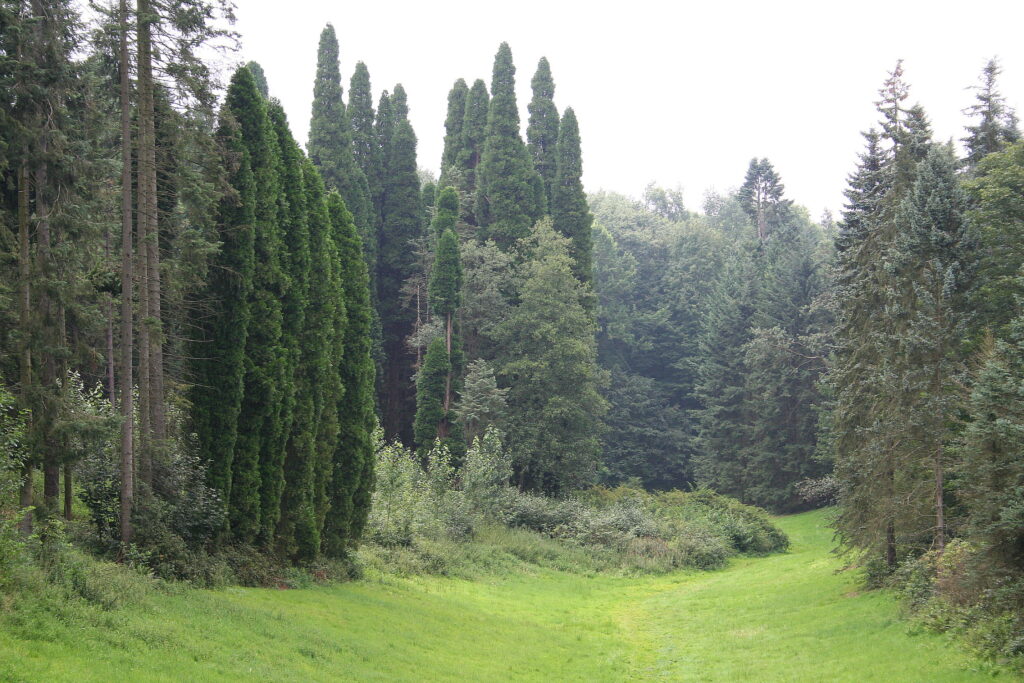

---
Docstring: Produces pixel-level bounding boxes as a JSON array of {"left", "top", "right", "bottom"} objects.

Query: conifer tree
[
  {"left": 227, "top": 66, "right": 287, "bottom": 544},
  {"left": 414, "top": 338, "right": 451, "bottom": 451},
  {"left": 377, "top": 84, "right": 423, "bottom": 442},
  {"left": 308, "top": 25, "right": 373, "bottom": 248},
  {"left": 266, "top": 101, "right": 310, "bottom": 546},
  {"left": 457, "top": 78, "right": 490, "bottom": 225},
  {"left": 497, "top": 219, "right": 606, "bottom": 492},
  {"left": 476, "top": 43, "right": 544, "bottom": 248},
  {"left": 439, "top": 78, "right": 468, "bottom": 185},
  {"left": 527, "top": 57, "right": 559, "bottom": 210},
  {"left": 191, "top": 103, "right": 256, "bottom": 517},
  {"left": 322, "top": 191, "right": 376, "bottom": 554},
  {"left": 348, "top": 61, "right": 381, "bottom": 282},
  {"left": 551, "top": 108, "right": 593, "bottom": 285},
  {"left": 962, "top": 58, "right": 1020, "bottom": 170},
  {"left": 245, "top": 60, "right": 269, "bottom": 99},
  {"left": 737, "top": 158, "right": 790, "bottom": 241}
]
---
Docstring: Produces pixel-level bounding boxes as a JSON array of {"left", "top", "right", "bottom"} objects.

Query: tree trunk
[
  {"left": 118, "top": 0, "right": 135, "bottom": 546},
  {"left": 63, "top": 463, "right": 73, "bottom": 521},
  {"left": 934, "top": 443, "right": 945, "bottom": 552},
  {"left": 17, "top": 163, "right": 32, "bottom": 535},
  {"left": 886, "top": 521, "right": 897, "bottom": 571}
]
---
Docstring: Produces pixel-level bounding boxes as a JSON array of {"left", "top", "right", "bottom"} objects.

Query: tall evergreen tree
[
  {"left": 457, "top": 78, "right": 489, "bottom": 225},
  {"left": 322, "top": 191, "right": 377, "bottom": 554},
  {"left": 551, "top": 108, "right": 593, "bottom": 285},
  {"left": 308, "top": 25, "right": 373, "bottom": 247},
  {"left": 227, "top": 66, "right": 287, "bottom": 544},
  {"left": 439, "top": 78, "right": 468, "bottom": 186},
  {"left": 737, "top": 158, "right": 790, "bottom": 241},
  {"left": 377, "top": 84, "right": 423, "bottom": 443},
  {"left": 527, "top": 57, "right": 559, "bottom": 210},
  {"left": 348, "top": 60, "right": 381, "bottom": 284},
  {"left": 497, "top": 219, "right": 606, "bottom": 492},
  {"left": 476, "top": 43, "right": 544, "bottom": 249},
  {"left": 962, "top": 58, "right": 1020, "bottom": 170}
]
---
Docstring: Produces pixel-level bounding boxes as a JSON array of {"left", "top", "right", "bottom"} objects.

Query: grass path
[{"left": 0, "top": 509, "right": 1014, "bottom": 681}]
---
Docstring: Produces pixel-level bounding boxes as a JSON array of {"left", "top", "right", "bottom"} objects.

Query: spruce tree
[
  {"left": 476, "top": 43, "right": 544, "bottom": 249},
  {"left": 322, "top": 191, "right": 376, "bottom": 554},
  {"left": 962, "top": 58, "right": 1020, "bottom": 170},
  {"left": 527, "top": 57, "right": 559, "bottom": 210},
  {"left": 551, "top": 108, "right": 593, "bottom": 285},
  {"left": 497, "top": 219, "right": 606, "bottom": 492},
  {"left": 439, "top": 78, "right": 468, "bottom": 185}
]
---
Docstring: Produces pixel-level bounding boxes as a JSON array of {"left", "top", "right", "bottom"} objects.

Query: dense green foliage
[
  {"left": 552, "top": 108, "right": 594, "bottom": 285},
  {"left": 527, "top": 57, "right": 559, "bottom": 210}
]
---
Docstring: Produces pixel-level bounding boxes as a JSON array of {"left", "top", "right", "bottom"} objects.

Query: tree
[
  {"left": 497, "top": 219, "right": 606, "bottom": 492},
  {"left": 737, "top": 158, "right": 790, "bottom": 241},
  {"left": 476, "top": 43, "right": 544, "bottom": 249},
  {"left": 439, "top": 78, "right": 468, "bottom": 186},
  {"left": 962, "top": 58, "right": 1020, "bottom": 170},
  {"left": 377, "top": 84, "right": 423, "bottom": 443},
  {"left": 551, "top": 108, "right": 593, "bottom": 285},
  {"left": 413, "top": 339, "right": 450, "bottom": 452},
  {"left": 457, "top": 78, "right": 489, "bottom": 225},
  {"left": 347, "top": 60, "right": 381, "bottom": 285},
  {"left": 455, "top": 359, "right": 507, "bottom": 446},
  {"left": 308, "top": 25, "right": 372, "bottom": 248},
  {"left": 527, "top": 57, "right": 558, "bottom": 209},
  {"left": 322, "top": 191, "right": 376, "bottom": 553}
]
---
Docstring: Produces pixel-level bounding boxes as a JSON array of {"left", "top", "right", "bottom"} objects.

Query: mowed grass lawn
[{"left": 0, "top": 509, "right": 1012, "bottom": 682}]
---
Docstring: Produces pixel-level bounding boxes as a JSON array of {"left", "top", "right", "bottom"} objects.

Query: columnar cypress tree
[
  {"left": 190, "top": 104, "right": 255, "bottom": 513},
  {"left": 225, "top": 66, "right": 287, "bottom": 544},
  {"left": 439, "top": 78, "right": 468, "bottom": 185},
  {"left": 377, "top": 84, "right": 423, "bottom": 443},
  {"left": 527, "top": 57, "right": 559, "bottom": 210},
  {"left": 266, "top": 101, "right": 310, "bottom": 547},
  {"left": 308, "top": 25, "right": 373, "bottom": 249},
  {"left": 476, "top": 43, "right": 544, "bottom": 248},
  {"left": 322, "top": 191, "right": 376, "bottom": 554},
  {"left": 348, "top": 61, "right": 381, "bottom": 285},
  {"left": 551, "top": 108, "right": 593, "bottom": 285},
  {"left": 414, "top": 339, "right": 450, "bottom": 451},
  {"left": 457, "top": 78, "right": 489, "bottom": 225}
]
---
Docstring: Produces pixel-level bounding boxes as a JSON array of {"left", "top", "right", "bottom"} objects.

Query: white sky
[{"left": 232, "top": 0, "right": 1024, "bottom": 219}]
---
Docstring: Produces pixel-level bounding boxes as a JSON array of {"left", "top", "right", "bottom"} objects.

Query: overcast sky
[{"left": 232, "top": 0, "right": 1024, "bottom": 219}]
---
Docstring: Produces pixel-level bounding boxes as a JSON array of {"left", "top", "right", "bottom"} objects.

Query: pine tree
[
  {"left": 962, "top": 58, "right": 1020, "bottom": 170},
  {"left": 308, "top": 25, "right": 373, "bottom": 249},
  {"left": 377, "top": 84, "right": 423, "bottom": 443},
  {"left": 322, "top": 191, "right": 376, "bottom": 554},
  {"left": 439, "top": 78, "right": 468, "bottom": 186},
  {"left": 527, "top": 57, "right": 559, "bottom": 210},
  {"left": 497, "top": 219, "right": 606, "bottom": 492},
  {"left": 551, "top": 108, "right": 593, "bottom": 285},
  {"left": 476, "top": 43, "right": 544, "bottom": 249}
]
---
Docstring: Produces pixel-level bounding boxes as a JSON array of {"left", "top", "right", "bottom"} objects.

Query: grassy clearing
[{"left": 0, "top": 509, "right": 1014, "bottom": 681}]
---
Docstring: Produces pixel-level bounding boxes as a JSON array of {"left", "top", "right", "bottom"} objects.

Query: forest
[{"left": 1, "top": 0, "right": 1024, "bottom": 680}]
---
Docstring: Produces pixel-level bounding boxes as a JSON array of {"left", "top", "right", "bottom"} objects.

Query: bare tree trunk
[
  {"left": 35, "top": 150, "right": 60, "bottom": 516},
  {"left": 934, "top": 444, "right": 945, "bottom": 552},
  {"left": 118, "top": 0, "right": 135, "bottom": 546},
  {"left": 63, "top": 463, "right": 73, "bottom": 521},
  {"left": 17, "top": 162, "right": 33, "bottom": 535}
]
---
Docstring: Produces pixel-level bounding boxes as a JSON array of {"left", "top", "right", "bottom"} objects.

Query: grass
[{"left": 0, "top": 509, "right": 1015, "bottom": 681}]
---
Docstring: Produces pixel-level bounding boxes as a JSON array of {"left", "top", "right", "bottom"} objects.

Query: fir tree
[
  {"left": 551, "top": 108, "right": 593, "bottom": 285},
  {"left": 476, "top": 43, "right": 544, "bottom": 249},
  {"left": 527, "top": 57, "right": 559, "bottom": 210}
]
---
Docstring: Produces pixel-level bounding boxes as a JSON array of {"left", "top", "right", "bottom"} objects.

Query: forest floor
[{"left": 0, "top": 509, "right": 1013, "bottom": 682}]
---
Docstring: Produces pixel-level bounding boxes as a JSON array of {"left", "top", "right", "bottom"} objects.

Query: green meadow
[{"left": 0, "top": 509, "right": 1010, "bottom": 682}]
